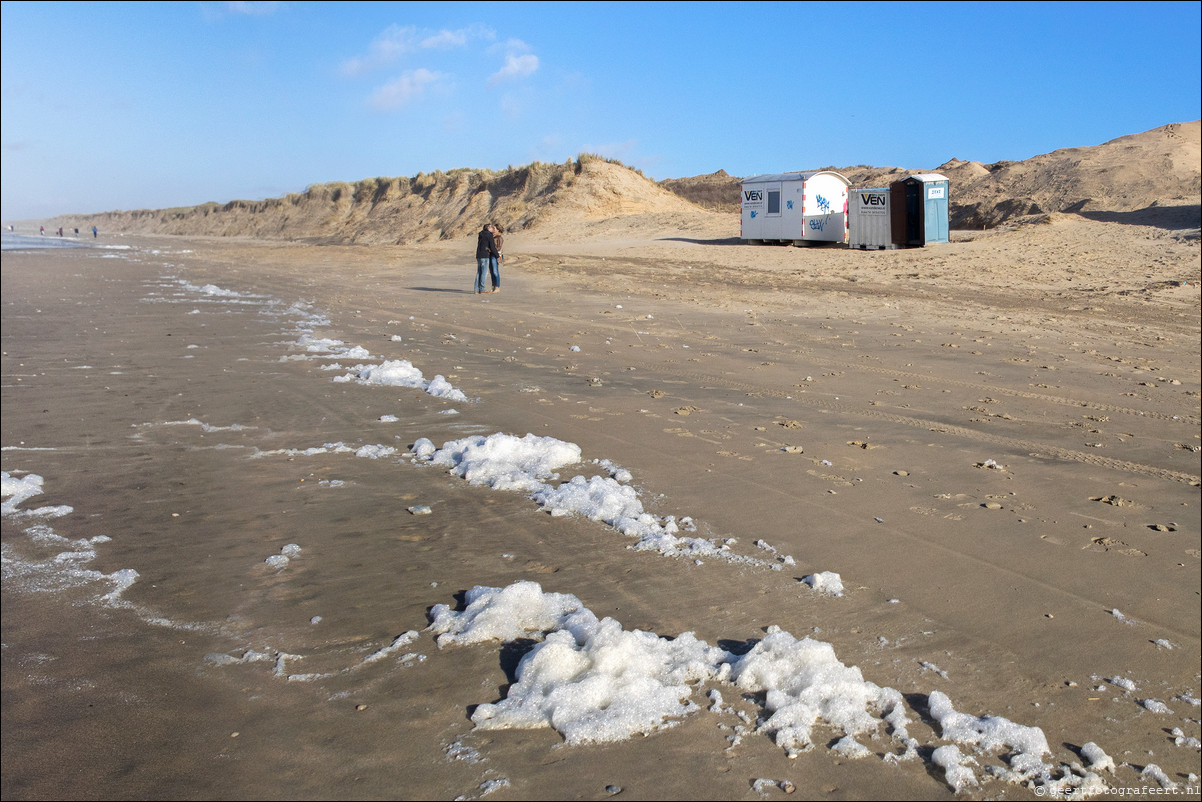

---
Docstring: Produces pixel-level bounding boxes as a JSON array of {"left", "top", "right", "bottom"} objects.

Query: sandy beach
[{"left": 2, "top": 208, "right": 1199, "bottom": 800}]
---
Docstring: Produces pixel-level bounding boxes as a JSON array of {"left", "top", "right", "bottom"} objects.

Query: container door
[
  {"left": 801, "top": 176, "right": 846, "bottom": 242},
  {"left": 924, "top": 181, "right": 948, "bottom": 243},
  {"left": 890, "top": 183, "right": 907, "bottom": 245},
  {"left": 906, "top": 182, "right": 923, "bottom": 245}
]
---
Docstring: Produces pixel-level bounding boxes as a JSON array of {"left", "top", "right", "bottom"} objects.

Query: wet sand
[{"left": 2, "top": 221, "right": 1199, "bottom": 800}]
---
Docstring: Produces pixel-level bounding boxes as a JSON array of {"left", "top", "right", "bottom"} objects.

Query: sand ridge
[{"left": 49, "top": 121, "right": 1202, "bottom": 244}]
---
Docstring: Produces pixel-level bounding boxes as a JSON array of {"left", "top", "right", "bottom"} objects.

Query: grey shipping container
[{"left": 848, "top": 188, "right": 897, "bottom": 250}]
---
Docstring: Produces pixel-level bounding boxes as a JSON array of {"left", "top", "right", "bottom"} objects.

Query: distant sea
[{"left": 2, "top": 231, "right": 93, "bottom": 251}]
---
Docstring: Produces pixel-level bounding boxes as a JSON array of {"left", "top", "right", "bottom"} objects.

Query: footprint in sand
[{"left": 1083, "top": 537, "right": 1147, "bottom": 557}]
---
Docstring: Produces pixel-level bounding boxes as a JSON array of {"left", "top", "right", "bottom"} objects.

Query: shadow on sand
[
  {"left": 655, "top": 236, "right": 746, "bottom": 246},
  {"left": 407, "top": 286, "right": 477, "bottom": 293},
  {"left": 1074, "top": 203, "right": 1201, "bottom": 234}
]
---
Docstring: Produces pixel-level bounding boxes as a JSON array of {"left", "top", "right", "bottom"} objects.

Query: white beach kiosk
[{"left": 740, "top": 170, "right": 851, "bottom": 245}]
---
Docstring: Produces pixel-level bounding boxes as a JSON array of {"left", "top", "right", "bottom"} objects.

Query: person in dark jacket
[
  {"left": 475, "top": 223, "right": 500, "bottom": 294},
  {"left": 490, "top": 226, "right": 504, "bottom": 293}
]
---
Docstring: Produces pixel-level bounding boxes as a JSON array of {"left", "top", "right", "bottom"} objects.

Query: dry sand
[{"left": 2, "top": 206, "right": 1199, "bottom": 800}]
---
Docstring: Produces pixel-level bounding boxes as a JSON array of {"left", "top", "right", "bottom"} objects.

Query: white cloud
[
  {"left": 486, "top": 38, "right": 539, "bottom": 85},
  {"left": 224, "top": 1, "right": 281, "bottom": 14},
  {"left": 368, "top": 69, "right": 447, "bottom": 111},
  {"left": 421, "top": 24, "right": 493, "bottom": 50},
  {"left": 489, "top": 53, "right": 539, "bottom": 85},
  {"left": 200, "top": 1, "right": 281, "bottom": 22},
  {"left": 342, "top": 23, "right": 495, "bottom": 77},
  {"left": 341, "top": 24, "right": 419, "bottom": 77},
  {"left": 420, "top": 29, "right": 468, "bottom": 49}
]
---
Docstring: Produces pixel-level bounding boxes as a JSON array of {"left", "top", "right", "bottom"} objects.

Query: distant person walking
[
  {"left": 40, "top": 226, "right": 44, "bottom": 235},
  {"left": 92, "top": 226, "right": 98, "bottom": 238},
  {"left": 474, "top": 223, "right": 500, "bottom": 294},
  {"left": 490, "top": 225, "right": 504, "bottom": 293}
]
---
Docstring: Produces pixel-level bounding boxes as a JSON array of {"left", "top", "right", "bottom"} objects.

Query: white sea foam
[
  {"left": 728, "top": 626, "right": 909, "bottom": 756},
  {"left": 335, "top": 359, "right": 469, "bottom": 401},
  {"left": 802, "top": 571, "right": 844, "bottom": 596},
  {"left": 932, "top": 744, "right": 978, "bottom": 790},
  {"left": 2, "top": 471, "right": 136, "bottom": 604},
  {"left": 1080, "top": 742, "right": 1115, "bottom": 772},
  {"left": 413, "top": 433, "right": 777, "bottom": 567},
  {"left": 1140, "top": 698, "right": 1173, "bottom": 714},
  {"left": 430, "top": 582, "right": 912, "bottom": 756},
  {"left": 927, "top": 690, "right": 1050, "bottom": 757}
]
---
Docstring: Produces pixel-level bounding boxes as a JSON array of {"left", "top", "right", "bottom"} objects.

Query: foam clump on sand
[
  {"left": 535, "top": 475, "right": 723, "bottom": 559},
  {"left": 430, "top": 582, "right": 914, "bottom": 752},
  {"left": 292, "top": 334, "right": 363, "bottom": 357},
  {"left": 1141, "top": 764, "right": 1178, "bottom": 789},
  {"left": 1, "top": 471, "right": 45, "bottom": 507},
  {"left": 471, "top": 619, "right": 721, "bottom": 744},
  {"left": 727, "top": 626, "right": 910, "bottom": 756},
  {"left": 288, "top": 332, "right": 468, "bottom": 401},
  {"left": 414, "top": 433, "right": 581, "bottom": 492},
  {"left": 1, "top": 471, "right": 73, "bottom": 518},
  {"left": 1080, "top": 741, "right": 1115, "bottom": 772},
  {"left": 336, "top": 359, "right": 468, "bottom": 401},
  {"left": 429, "top": 581, "right": 587, "bottom": 647},
  {"left": 802, "top": 571, "right": 844, "bottom": 596},
  {"left": 1140, "top": 698, "right": 1173, "bottom": 714},
  {"left": 925, "top": 689, "right": 1095, "bottom": 789},
  {"left": 430, "top": 581, "right": 725, "bottom": 744},
  {"left": 265, "top": 543, "right": 302, "bottom": 569},
  {"left": 928, "top": 690, "right": 1049, "bottom": 757},
  {"left": 412, "top": 433, "right": 759, "bottom": 564},
  {"left": 1107, "top": 675, "right": 1137, "bottom": 691},
  {"left": 932, "top": 744, "right": 978, "bottom": 791}
]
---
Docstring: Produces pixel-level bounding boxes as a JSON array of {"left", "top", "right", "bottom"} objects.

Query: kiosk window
[{"left": 767, "top": 190, "right": 781, "bottom": 215}]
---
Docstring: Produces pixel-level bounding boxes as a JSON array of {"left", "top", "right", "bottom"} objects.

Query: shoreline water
[{"left": 2, "top": 231, "right": 95, "bottom": 251}]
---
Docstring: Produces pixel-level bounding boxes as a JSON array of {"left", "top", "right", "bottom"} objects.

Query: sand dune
[
  {"left": 58, "top": 155, "right": 698, "bottom": 246},
  {"left": 661, "top": 122, "right": 1202, "bottom": 229},
  {"left": 52, "top": 121, "right": 1202, "bottom": 243}
]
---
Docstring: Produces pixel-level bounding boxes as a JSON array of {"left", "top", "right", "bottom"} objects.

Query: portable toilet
[
  {"left": 848, "top": 188, "right": 896, "bottom": 250},
  {"left": 890, "top": 173, "right": 949, "bottom": 246},
  {"left": 741, "top": 171, "right": 850, "bottom": 246}
]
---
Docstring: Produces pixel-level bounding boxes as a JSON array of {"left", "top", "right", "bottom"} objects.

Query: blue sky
[{"left": 2, "top": 1, "right": 1199, "bottom": 221}]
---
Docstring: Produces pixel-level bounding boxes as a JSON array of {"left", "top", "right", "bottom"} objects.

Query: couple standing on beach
[{"left": 474, "top": 223, "right": 503, "bottom": 294}]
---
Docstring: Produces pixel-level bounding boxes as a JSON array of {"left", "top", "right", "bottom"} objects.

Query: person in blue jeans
[
  {"left": 475, "top": 223, "right": 500, "bottom": 293},
  {"left": 489, "top": 226, "right": 504, "bottom": 292}
]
